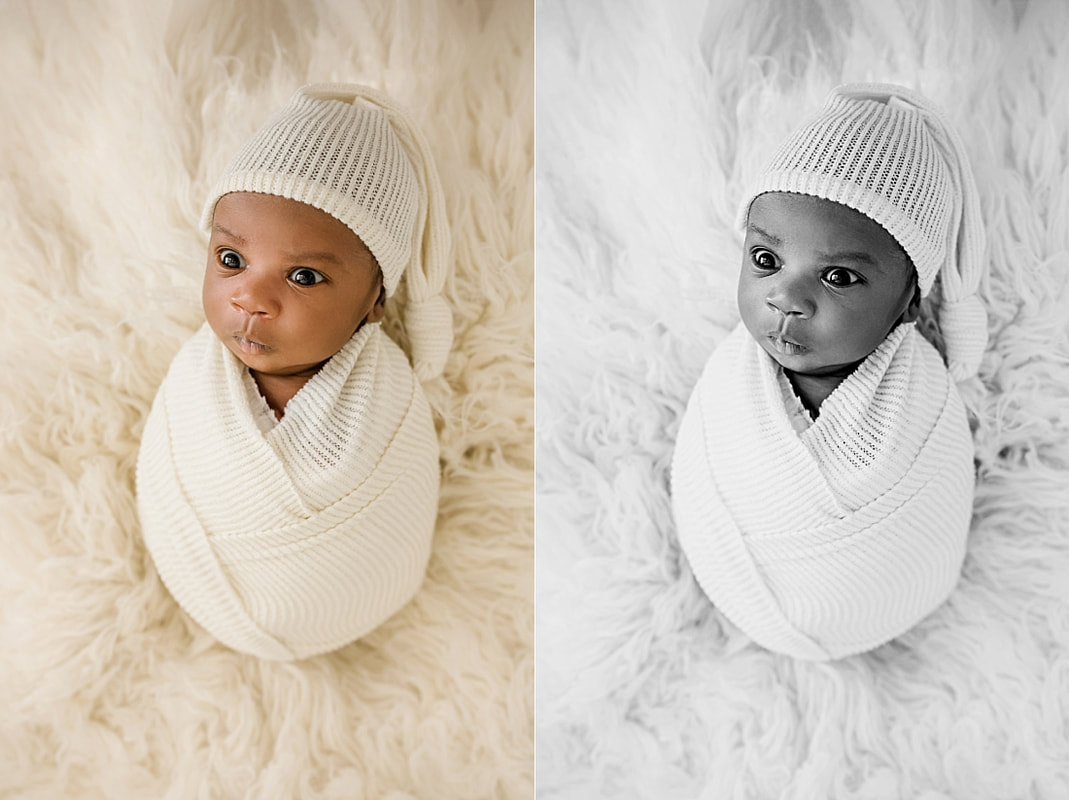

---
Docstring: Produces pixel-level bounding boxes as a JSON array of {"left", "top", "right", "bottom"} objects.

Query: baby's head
[
  {"left": 738, "top": 192, "right": 919, "bottom": 379},
  {"left": 203, "top": 192, "right": 385, "bottom": 381},
  {"left": 199, "top": 84, "right": 451, "bottom": 382},
  {"left": 736, "top": 84, "right": 986, "bottom": 381}
]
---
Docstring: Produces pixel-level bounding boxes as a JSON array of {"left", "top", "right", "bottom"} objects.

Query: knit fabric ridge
[
  {"left": 671, "top": 322, "right": 975, "bottom": 660},
  {"left": 136, "top": 322, "right": 439, "bottom": 660}
]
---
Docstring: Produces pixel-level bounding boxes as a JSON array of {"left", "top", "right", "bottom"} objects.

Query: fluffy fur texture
[
  {"left": 0, "top": 1, "right": 532, "bottom": 797},
  {"left": 538, "top": 0, "right": 1069, "bottom": 797}
]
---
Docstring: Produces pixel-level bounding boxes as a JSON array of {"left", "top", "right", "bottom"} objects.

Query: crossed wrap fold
[
  {"left": 137, "top": 322, "right": 439, "bottom": 660},
  {"left": 671, "top": 322, "right": 975, "bottom": 660}
]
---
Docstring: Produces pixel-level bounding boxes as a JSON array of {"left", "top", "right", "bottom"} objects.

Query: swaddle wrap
[
  {"left": 672, "top": 322, "right": 974, "bottom": 660},
  {"left": 137, "top": 321, "right": 438, "bottom": 660}
]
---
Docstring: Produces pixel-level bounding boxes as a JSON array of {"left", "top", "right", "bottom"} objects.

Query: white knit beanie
[
  {"left": 201, "top": 83, "right": 452, "bottom": 381},
  {"left": 737, "top": 83, "right": 987, "bottom": 381}
]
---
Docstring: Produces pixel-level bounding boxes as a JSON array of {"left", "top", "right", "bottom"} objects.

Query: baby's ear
[
  {"left": 365, "top": 283, "right": 387, "bottom": 324},
  {"left": 901, "top": 281, "right": 921, "bottom": 324}
]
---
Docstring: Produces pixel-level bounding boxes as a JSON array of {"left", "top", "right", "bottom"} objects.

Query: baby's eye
[
  {"left": 289, "top": 268, "right": 326, "bottom": 287},
  {"left": 751, "top": 248, "right": 778, "bottom": 270},
  {"left": 822, "top": 267, "right": 862, "bottom": 287},
  {"left": 219, "top": 249, "right": 245, "bottom": 270}
]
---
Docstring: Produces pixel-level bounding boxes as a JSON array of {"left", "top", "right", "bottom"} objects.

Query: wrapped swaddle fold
[
  {"left": 671, "top": 321, "right": 974, "bottom": 660},
  {"left": 138, "top": 321, "right": 438, "bottom": 660}
]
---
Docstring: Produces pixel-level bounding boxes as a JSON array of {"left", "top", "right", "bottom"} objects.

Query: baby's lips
[
  {"left": 767, "top": 329, "right": 804, "bottom": 348},
  {"left": 767, "top": 333, "right": 807, "bottom": 356},
  {"left": 233, "top": 324, "right": 270, "bottom": 346},
  {"left": 233, "top": 334, "right": 272, "bottom": 356}
]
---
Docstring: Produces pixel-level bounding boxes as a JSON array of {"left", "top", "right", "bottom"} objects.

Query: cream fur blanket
[
  {"left": 538, "top": 0, "right": 1069, "bottom": 797},
  {"left": 138, "top": 322, "right": 438, "bottom": 661},
  {"left": 0, "top": 1, "right": 532, "bottom": 797},
  {"left": 673, "top": 322, "right": 973, "bottom": 661}
]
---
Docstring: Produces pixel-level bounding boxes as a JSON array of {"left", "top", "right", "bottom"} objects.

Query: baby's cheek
[
  {"left": 202, "top": 286, "right": 230, "bottom": 331},
  {"left": 201, "top": 287, "right": 218, "bottom": 318},
  {"left": 736, "top": 276, "right": 760, "bottom": 323}
]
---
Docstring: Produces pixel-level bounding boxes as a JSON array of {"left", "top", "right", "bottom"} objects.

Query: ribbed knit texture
[
  {"left": 201, "top": 84, "right": 453, "bottom": 381},
  {"left": 737, "top": 83, "right": 987, "bottom": 380},
  {"left": 136, "top": 322, "right": 439, "bottom": 660},
  {"left": 671, "top": 322, "right": 975, "bottom": 660}
]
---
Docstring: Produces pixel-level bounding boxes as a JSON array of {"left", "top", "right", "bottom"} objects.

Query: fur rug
[
  {"left": 537, "top": 0, "right": 1069, "bottom": 797},
  {"left": 0, "top": 1, "right": 532, "bottom": 798}
]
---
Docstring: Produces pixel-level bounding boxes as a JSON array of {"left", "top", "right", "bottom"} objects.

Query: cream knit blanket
[
  {"left": 671, "top": 322, "right": 975, "bottom": 660},
  {"left": 137, "top": 322, "right": 439, "bottom": 660}
]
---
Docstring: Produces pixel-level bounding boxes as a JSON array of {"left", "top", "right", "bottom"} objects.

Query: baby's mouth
[
  {"left": 234, "top": 335, "right": 271, "bottom": 355},
  {"left": 767, "top": 333, "right": 806, "bottom": 356}
]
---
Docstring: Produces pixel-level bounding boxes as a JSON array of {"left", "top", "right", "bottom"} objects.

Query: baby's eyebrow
[
  {"left": 285, "top": 250, "right": 342, "bottom": 266},
  {"left": 747, "top": 223, "right": 782, "bottom": 245},
  {"left": 213, "top": 225, "right": 343, "bottom": 266},
  {"left": 818, "top": 249, "right": 880, "bottom": 268},
  {"left": 213, "top": 224, "right": 247, "bottom": 244},
  {"left": 748, "top": 222, "right": 884, "bottom": 270}
]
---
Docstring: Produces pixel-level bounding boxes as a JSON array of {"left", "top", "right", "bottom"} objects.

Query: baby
[
  {"left": 137, "top": 84, "right": 451, "bottom": 660},
  {"left": 672, "top": 84, "right": 986, "bottom": 660}
]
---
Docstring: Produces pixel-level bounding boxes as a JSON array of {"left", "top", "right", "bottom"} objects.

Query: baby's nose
[
  {"left": 230, "top": 270, "right": 280, "bottom": 318},
  {"left": 766, "top": 274, "right": 815, "bottom": 318}
]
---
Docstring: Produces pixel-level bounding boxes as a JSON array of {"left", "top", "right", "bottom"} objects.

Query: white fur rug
[
  {"left": 0, "top": 1, "right": 532, "bottom": 797},
  {"left": 537, "top": 1, "right": 1069, "bottom": 797}
]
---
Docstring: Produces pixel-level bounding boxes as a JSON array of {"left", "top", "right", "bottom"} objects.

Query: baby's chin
[{"left": 238, "top": 350, "right": 335, "bottom": 381}]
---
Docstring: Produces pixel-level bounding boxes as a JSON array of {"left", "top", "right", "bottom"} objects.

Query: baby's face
[
  {"left": 203, "top": 192, "right": 384, "bottom": 378},
  {"left": 737, "top": 192, "right": 919, "bottom": 378}
]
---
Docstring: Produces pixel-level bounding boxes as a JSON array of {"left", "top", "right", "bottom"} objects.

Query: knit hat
[
  {"left": 201, "top": 84, "right": 452, "bottom": 381},
  {"left": 737, "top": 83, "right": 987, "bottom": 381}
]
